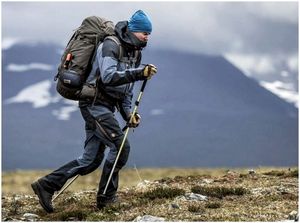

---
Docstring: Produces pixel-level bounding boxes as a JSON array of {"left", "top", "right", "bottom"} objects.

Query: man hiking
[{"left": 31, "top": 10, "right": 157, "bottom": 213}]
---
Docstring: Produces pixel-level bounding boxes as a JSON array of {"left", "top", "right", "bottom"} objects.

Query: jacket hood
[{"left": 115, "top": 21, "right": 147, "bottom": 50}]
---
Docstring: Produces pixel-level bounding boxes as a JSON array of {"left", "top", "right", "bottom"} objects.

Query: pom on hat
[{"left": 128, "top": 10, "right": 152, "bottom": 33}]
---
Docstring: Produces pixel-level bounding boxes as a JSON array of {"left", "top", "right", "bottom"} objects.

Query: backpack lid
[{"left": 79, "top": 16, "right": 115, "bottom": 35}]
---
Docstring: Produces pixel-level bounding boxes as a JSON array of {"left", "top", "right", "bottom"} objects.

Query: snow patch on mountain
[
  {"left": 52, "top": 100, "right": 78, "bottom": 121},
  {"left": 6, "top": 63, "right": 54, "bottom": 72},
  {"left": 260, "top": 81, "right": 298, "bottom": 107},
  {"left": 5, "top": 80, "right": 59, "bottom": 108},
  {"left": 224, "top": 53, "right": 298, "bottom": 77},
  {"left": 224, "top": 53, "right": 275, "bottom": 76},
  {"left": 4, "top": 79, "right": 79, "bottom": 120},
  {"left": 2, "top": 38, "right": 20, "bottom": 50},
  {"left": 225, "top": 53, "right": 298, "bottom": 107}
]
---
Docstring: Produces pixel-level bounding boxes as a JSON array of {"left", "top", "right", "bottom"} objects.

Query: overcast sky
[{"left": 2, "top": 1, "right": 298, "bottom": 80}]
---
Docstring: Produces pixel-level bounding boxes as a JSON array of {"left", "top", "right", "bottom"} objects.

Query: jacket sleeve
[{"left": 98, "top": 39, "right": 145, "bottom": 86}]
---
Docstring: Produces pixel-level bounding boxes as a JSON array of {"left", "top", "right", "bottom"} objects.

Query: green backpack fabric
[{"left": 55, "top": 16, "right": 115, "bottom": 100}]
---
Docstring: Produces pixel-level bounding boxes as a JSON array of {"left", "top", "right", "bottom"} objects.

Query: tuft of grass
[
  {"left": 191, "top": 185, "right": 248, "bottom": 199},
  {"left": 264, "top": 170, "right": 285, "bottom": 176},
  {"left": 8, "top": 195, "right": 22, "bottom": 215},
  {"left": 282, "top": 193, "right": 298, "bottom": 201},
  {"left": 58, "top": 210, "right": 89, "bottom": 221},
  {"left": 141, "top": 187, "right": 185, "bottom": 200},
  {"left": 85, "top": 212, "right": 118, "bottom": 221},
  {"left": 265, "top": 194, "right": 281, "bottom": 202},
  {"left": 239, "top": 173, "right": 248, "bottom": 178},
  {"left": 205, "top": 202, "right": 222, "bottom": 209},
  {"left": 263, "top": 169, "right": 298, "bottom": 178},
  {"left": 188, "top": 204, "right": 205, "bottom": 213},
  {"left": 158, "top": 177, "right": 173, "bottom": 183},
  {"left": 287, "top": 169, "right": 298, "bottom": 178},
  {"left": 102, "top": 203, "right": 123, "bottom": 214},
  {"left": 86, "top": 213, "right": 105, "bottom": 221}
]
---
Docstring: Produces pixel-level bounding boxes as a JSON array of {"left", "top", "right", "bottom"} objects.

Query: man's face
[{"left": 132, "top": 32, "right": 150, "bottom": 43}]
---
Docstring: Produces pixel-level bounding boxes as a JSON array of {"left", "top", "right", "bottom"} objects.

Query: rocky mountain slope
[{"left": 2, "top": 168, "right": 298, "bottom": 221}]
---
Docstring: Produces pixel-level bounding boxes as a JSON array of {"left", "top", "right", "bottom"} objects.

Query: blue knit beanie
[{"left": 128, "top": 10, "right": 152, "bottom": 33}]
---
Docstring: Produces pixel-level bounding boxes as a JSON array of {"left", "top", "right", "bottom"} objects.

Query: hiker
[{"left": 31, "top": 10, "right": 157, "bottom": 213}]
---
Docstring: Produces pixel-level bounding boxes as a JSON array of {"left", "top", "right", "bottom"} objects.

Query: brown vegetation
[{"left": 2, "top": 167, "right": 298, "bottom": 221}]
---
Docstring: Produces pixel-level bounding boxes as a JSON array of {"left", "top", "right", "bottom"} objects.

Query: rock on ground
[{"left": 134, "top": 215, "right": 165, "bottom": 222}]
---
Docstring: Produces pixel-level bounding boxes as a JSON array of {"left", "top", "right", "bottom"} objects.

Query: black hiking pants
[{"left": 38, "top": 106, "right": 130, "bottom": 199}]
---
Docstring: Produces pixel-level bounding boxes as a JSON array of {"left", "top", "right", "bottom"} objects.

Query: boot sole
[{"left": 31, "top": 182, "right": 54, "bottom": 213}]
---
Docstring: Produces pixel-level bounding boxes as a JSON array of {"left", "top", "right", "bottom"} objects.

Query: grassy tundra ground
[{"left": 2, "top": 167, "right": 298, "bottom": 221}]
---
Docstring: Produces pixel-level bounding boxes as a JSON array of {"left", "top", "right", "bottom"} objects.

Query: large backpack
[{"left": 55, "top": 16, "right": 115, "bottom": 100}]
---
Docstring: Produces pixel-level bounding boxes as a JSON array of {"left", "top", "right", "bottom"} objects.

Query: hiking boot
[
  {"left": 97, "top": 194, "right": 118, "bottom": 209},
  {"left": 31, "top": 180, "right": 54, "bottom": 213}
]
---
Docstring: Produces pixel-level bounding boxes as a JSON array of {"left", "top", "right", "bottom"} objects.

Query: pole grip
[{"left": 122, "top": 125, "right": 128, "bottom": 132}]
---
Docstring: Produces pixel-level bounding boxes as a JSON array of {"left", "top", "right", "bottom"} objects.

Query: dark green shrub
[
  {"left": 141, "top": 187, "right": 185, "bottom": 200},
  {"left": 205, "top": 202, "right": 221, "bottom": 209},
  {"left": 239, "top": 173, "right": 248, "bottom": 178},
  {"left": 188, "top": 204, "right": 205, "bottom": 213},
  {"left": 191, "top": 186, "right": 248, "bottom": 199},
  {"left": 264, "top": 170, "right": 285, "bottom": 176},
  {"left": 287, "top": 169, "right": 298, "bottom": 178},
  {"left": 264, "top": 169, "right": 298, "bottom": 178}
]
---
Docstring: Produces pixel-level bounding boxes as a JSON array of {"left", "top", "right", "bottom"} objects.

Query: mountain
[
  {"left": 224, "top": 53, "right": 299, "bottom": 107},
  {"left": 2, "top": 43, "right": 298, "bottom": 170}
]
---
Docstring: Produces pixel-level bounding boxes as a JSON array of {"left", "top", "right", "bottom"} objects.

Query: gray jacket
[{"left": 81, "top": 21, "right": 147, "bottom": 121}]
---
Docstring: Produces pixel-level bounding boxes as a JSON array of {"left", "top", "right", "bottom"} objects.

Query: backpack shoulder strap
[
  {"left": 104, "top": 36, "right": 123, "bottom": 61},
  {"left": 104, "top": 36, "right": 140, "bottom": 66},
  {"left": 132, "top": 50, "right": 140, "bottom": 65}
]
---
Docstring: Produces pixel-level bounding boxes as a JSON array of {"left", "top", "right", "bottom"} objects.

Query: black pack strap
[
  {"left": 131, "top": 50, "right": 139, "bottom": 67},
  {"left": 105, "top": 36, "right": 123, "bottom": 61},
  {"left": 104, "top": 36, "right": 140, "bottom": 66}
]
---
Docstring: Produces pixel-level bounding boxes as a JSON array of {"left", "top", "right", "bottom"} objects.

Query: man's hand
[
  {"left": 127, "top": 113, "right": 141, "bottom": 128},
  {"left": 142, "top": 64, "right": 157, "bottom": 80}
]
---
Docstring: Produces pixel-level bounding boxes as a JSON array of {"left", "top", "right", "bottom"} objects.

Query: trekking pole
[
  {"left": 103, "top": 79, "right": 148, "bottom": 195},
  {"left": 52, "top": 174, "right": 79, "bottom": 202}
]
